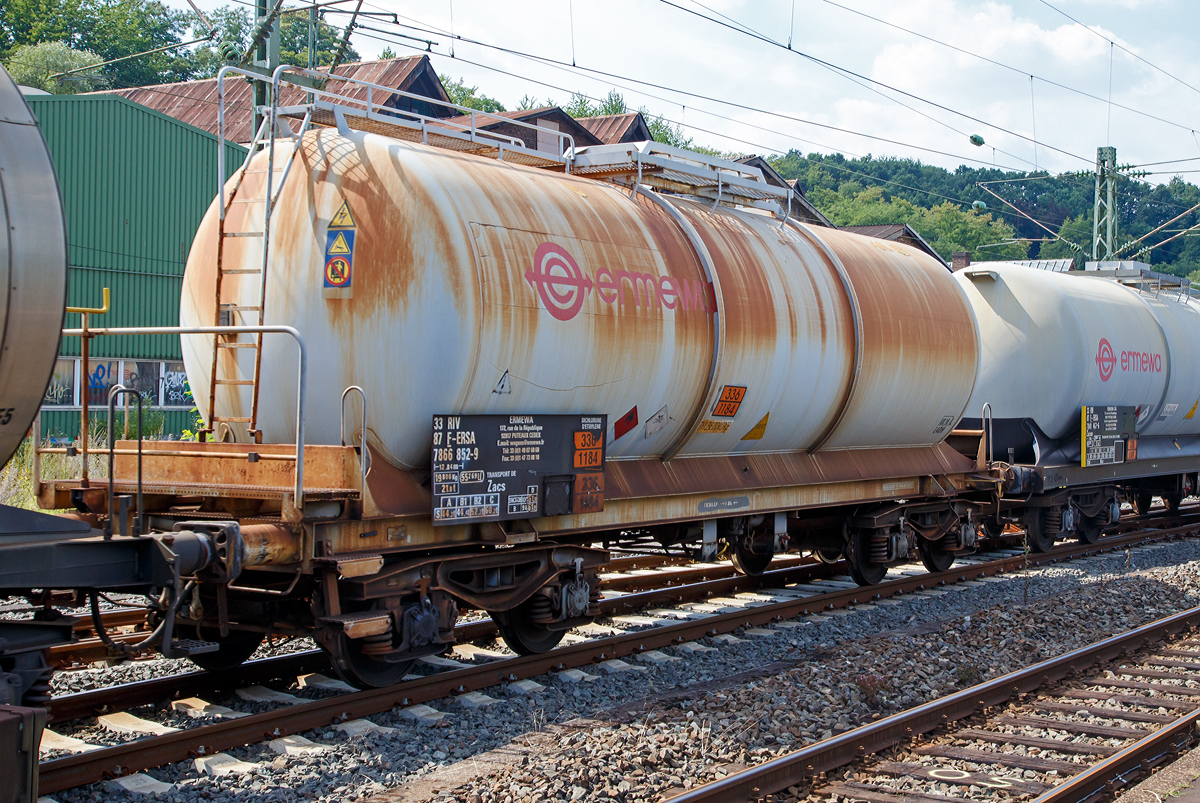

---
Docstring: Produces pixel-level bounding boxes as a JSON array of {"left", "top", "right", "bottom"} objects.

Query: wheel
[
  {"left": 490, "top": 597, "right": 566, "bottom": 656},
  {"left": 1135, "top": 493, "right": 1153, "bottom": 516},
  {"left": 1166, "top": 495, "right": 1183, "bottom": 514},
  {"left": 918, "top": 541, "right": 955, "bottom": 573},
  {"left": 813, "top": 547, "right": 843, "bottom": 565},
  {"left": 846, "top": 530, "right": 887, "bottom": 586},
  {"left": 183, "top": 626, "right": 265, "bottom": 672},
  {"left": 1076, "top": 514, "right": 1103, "bottom": 544},
  {"left": 1023, "top": 509, "right": 1056, "bottom": 553},
  {"left": 326, "top": 632, "right": 414, "bottom": 689},
  {"left": 981, "top": 518, "right": 1005, "bottom": 539},
  {"left": 848, "top": 558, "right": 887, "bottom": 586},
  {"left": 730, "top": 536, "right": 773, "bottom": 576}
]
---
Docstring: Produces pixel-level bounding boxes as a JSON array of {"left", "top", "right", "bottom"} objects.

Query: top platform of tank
[{"left": 965, "top": 259, "right": 1198, "bottom": 303}]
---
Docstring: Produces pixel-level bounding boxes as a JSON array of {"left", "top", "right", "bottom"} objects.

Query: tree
[
  {"left": 4, "top": 40, "right": 105, "bottom": 92},
  {"left": 0, "top": 0, "right": 85, "bottom": 61},
  {"left": 279, "top": 13, "right": 357, "bottom": 68},
  {"left": 439, "top": 74, "right": 504, "bottom": 113},
  {"left": 809, "top": 185, "right": 1027, "bottom": 261},
  {"left": 378, "top": 46, "right": 395, "bottom": 59},
  {"left": 182, "top": 5, "right": 248, "bottom": 79},
  {"left": 77, "top": 0, "right": 194, "bottom": 87}
]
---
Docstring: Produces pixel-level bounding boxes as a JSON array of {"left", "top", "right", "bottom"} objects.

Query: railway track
[
  {"left": 668, "top": 596, "right": 1200, "bottom": 803},
  {"left": 35, "top": 523, "right": 1196, "bottom": 794}
]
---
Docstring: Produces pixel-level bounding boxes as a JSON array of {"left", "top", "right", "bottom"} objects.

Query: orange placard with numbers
[{"left": 712, "top": 385, "right": 747, "bottom": 418}]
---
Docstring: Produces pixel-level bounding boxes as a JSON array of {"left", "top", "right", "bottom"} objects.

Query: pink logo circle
[
  {"left": 1096, "top": 338, "right": 1116, "bottom": 382},
  {"left": 524, "top": 243, "right": 593, "bottom": 322}
]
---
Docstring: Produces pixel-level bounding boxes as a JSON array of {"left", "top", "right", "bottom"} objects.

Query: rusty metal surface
[
  {"left": 666, "top": 599, "right": 1200, "bottom": 803},
  {"left": 603, "top": 444, "right": 974, "bottom": 501},
  {"left": 37, "top": 529, "right": 1186, "bottom": 793},
  {"left": 92, "top": 57, "right": 442, "bottom": 141},
  {"left": 181, "top": 130, "right": 978, "bottom": 475}
]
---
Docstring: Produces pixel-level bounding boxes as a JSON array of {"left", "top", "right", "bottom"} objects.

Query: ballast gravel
[{"left": 46, "top": 537, "right": 1200, "bottom": 803}]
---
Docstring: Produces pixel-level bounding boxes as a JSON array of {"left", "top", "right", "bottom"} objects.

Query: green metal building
[{"left": 25, "top": 93, "right": 245, "bottom": 440}]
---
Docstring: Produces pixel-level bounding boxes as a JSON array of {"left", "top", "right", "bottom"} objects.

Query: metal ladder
[{"left": 206, "top": 107, "right": 310, "bottom": 441}]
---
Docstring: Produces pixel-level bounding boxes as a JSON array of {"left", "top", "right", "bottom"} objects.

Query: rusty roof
[
  {"left": 87, "top": 56, "right": 450, "bottom": 142},
  {"left": 440, "top": 106, "right": 603, "bottom": 148},
  {"left": 841, "top": 223, "right": 947, "bottom": 267},
  {"left": 736, "top": 156, "right": 833, "bottom": 228},
  {"left": 576, "top": 112, "right": 652, "bottom": 144}
]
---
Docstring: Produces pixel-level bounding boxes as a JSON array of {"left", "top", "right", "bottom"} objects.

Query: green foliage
[
  {"left": 439, "top": 74, "right": 505, "bottom": 113},
  {"left": 4, "top": 40, "right": 106, "bottom": 92},
  {"left": 79, "top": 0, "right": 193, "bottom": 87},
  {"left": 0, "top": 0, "right": 85, "bottom": 61},
  {"left": 378, "top": 46, "right": 395, "bottom": 60},
  {"left": 3, "top": 0, "right": 360, "bottom": 88},
  {"left": 810, "top": 185, "right": 1027, "bottom": 261},
  {"left": 772, "top": 150, "right": 1200, "bottom": 273}
]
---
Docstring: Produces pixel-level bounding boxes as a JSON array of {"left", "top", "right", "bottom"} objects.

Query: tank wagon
[
  {"left": 7, "top": 66, "right": 1196, "bottom": 702},
  {"left": 0, "top": 67, "right": 1005, "bottom": 697},
  {"left": 954, "top": 261, "right": 1200, "bottom": 550}
]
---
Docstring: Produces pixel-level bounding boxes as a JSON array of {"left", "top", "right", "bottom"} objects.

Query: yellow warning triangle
[
  {"left": 1186, "top": 400, "right": 1199, "bottom": 420},
  {"left": 327, "top": 232, "right": 352, "bottom": 256},
  {"left": 741, "top": 412, "right": 769, "bottom": 441},
  {"left": 329, "top": 201, "right": 356, "bottom": 229}
]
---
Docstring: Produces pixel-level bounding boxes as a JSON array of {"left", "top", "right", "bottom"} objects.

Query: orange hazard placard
[{"left": 711, "top": 385, "right": 746, "bottom": 418}]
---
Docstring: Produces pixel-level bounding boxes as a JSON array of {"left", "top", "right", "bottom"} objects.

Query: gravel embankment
[{"left": 46, "top": 539, "right": 1200, "bottom": 803}]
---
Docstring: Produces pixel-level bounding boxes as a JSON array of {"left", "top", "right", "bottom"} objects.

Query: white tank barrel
[{"left": 956, "top": 262, "right": 1200, "bottom": 450}]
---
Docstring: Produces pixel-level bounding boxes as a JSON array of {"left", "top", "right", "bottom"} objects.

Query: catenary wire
[
  {"left": 811, "top": 0, "right": 1200, "bottom": 135},
  {"left": 656, "top": 0, "right": 1093, "bottom": 165},
  {"left": 1035, "top": 0, "right": 1200, "bottom": 99}
]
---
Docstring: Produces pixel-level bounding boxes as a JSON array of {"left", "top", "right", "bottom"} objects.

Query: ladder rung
[
  {"left": 211, "top": 416, "right": 254, "bottom": 423},
  {"left": 220, "top": 305, "right": 262, "bottom": 312},
  {"left": 215, "top": 379, "right": 255, "bottom": 386},
  {"left": 217, "top": 342, "right": 258, "bottom": 349},
  {"left": 224, "top": 231, "right": 264, "bottom": 237},
  {"left": 220, "top": 269, "right": 262, "bottom": 274}
]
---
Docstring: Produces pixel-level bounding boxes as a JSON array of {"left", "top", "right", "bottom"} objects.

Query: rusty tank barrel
[
  {"left": 239, "top": 523, "right": 303, "bottom": 567},
  {"left": 182, "top": 131, "right": 978, "bottom": 468}
]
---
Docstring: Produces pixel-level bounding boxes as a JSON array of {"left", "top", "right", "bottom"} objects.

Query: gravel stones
[{"left": 46, "top": 539, "right": 1200, "bottom": 803}]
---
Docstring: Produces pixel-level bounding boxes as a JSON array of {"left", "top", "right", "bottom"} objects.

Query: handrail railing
[
  {"left": 266, "top": 64, "right": 576, "bottom": 165},
  {"left": 339, "top": 385, "right": 368, "bottom": 496},
  {"left": 58, "top": 325, "right": 307, "bottom": 508}
]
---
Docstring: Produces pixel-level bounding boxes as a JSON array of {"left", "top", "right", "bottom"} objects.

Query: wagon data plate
[
  {"left": 1081, "top": 405, "right": 1137, "bottom": 467},
  {"left": 431, "top": 414, "right": 607, "bottom": 525}
]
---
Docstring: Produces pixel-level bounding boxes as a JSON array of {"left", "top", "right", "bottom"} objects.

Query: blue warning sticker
[{"left": 324, "top": 229, "right": 355, "bottom": 289}]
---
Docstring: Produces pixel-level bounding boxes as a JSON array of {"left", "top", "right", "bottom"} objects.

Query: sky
[{"left": 169, "top": 0, "right": 1200, "bottom": 181}]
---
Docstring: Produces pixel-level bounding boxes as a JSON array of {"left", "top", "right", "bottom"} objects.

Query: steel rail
[
  {"left": 36, "top": 526, "right": 1192, "bottom": 793},
  {"left": 1029, "top": 711, "right": 1200, "bottom": 803},
  {"left": 666, "top": 603, "right": 1200, "bottom": 803}
]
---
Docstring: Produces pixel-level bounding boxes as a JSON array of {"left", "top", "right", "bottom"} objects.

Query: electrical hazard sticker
[
  {"left": 323, "top": 201, "right": 356, "bottom": 297},
  {"left": 329, "top": 200, "right": 357, "bottom": 229}
]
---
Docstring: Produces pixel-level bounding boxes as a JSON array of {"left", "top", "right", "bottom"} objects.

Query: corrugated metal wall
[{"left": 25, "top": 95, "right": 246, "bottom": 437}]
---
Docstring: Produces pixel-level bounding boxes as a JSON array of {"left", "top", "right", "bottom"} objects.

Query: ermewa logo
[
  {"left": 1095, "top": 338, "right": 1116, "bottom": 382},
  {"left": 1095, "top": 337, "right": 1162, "bottom": 382},
  {"left": 524, "top": 242, "right": 714, "bottom": 323}
]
